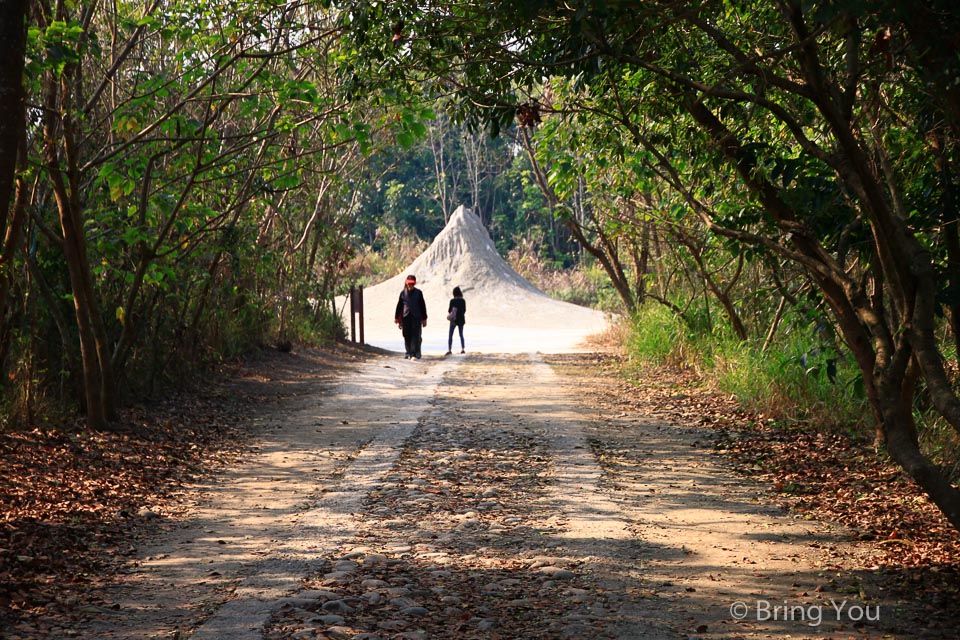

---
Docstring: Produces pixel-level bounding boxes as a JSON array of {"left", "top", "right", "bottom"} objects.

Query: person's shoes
[
  {"left": 445, "top": 351, "right": 452, "bottom": 356},
  {"left": 404, "top": 354, "right": 410, "bottom": 359},
  {"left": 460, "top": 349, "right": 465, "bottom": 354}
]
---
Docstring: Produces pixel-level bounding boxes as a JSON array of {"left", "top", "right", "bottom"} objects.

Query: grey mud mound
[{"left": 341, "top": 205, "right": 612, "bottom": 354}]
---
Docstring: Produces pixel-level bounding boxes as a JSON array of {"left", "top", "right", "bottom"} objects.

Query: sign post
[{"left": 349, "top": 285, "right": 364, "bottom": 344}]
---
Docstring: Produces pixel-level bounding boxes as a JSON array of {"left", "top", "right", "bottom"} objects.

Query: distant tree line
[{"left": 349, "top": 113, "right": 579, "bottom": 267}]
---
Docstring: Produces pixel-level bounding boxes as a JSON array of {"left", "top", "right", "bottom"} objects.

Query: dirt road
[{"left": 66, "top": 351, "right": 919, "bottom": 639}]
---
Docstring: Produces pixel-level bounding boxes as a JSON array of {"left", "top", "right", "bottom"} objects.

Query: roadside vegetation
[
  {"left": 626, "top": 302, "right": 960, "bottom": 482},
  {"left": 628, "top": 304, "right": 869, "bottom": 433}
]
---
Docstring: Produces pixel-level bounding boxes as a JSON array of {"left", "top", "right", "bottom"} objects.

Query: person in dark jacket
[
  {"left": 395, "top": 274, "right": 427, "bottom": 359},
  {"left": 445, "top": 286, "right": 466, "bottom": 355}
]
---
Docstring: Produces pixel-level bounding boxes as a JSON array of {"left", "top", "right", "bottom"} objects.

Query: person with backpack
[{"left": 445, "top": 286, "right": 466, "bottom": 355}]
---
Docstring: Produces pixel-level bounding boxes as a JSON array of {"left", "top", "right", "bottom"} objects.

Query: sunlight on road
[{"left": 360, "top": 322, "right": 606, "bottom": 355}]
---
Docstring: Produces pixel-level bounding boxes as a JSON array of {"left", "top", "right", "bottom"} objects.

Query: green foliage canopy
[{"left": 335, "top": 0, "right": 960, "bottom": 529}]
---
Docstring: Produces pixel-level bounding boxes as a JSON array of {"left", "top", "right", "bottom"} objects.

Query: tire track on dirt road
[
  {"left": 70, "top": 356, "right": 454, "bottom": 640},
  {"left": 69, "top": 350, "right": 877, "bottom": 640},
  {"left": 261, "top": 353, "right": 669, "bottom": 639},
  {"left": 188, "top": 357, "right": 458, "bottom": 640}
]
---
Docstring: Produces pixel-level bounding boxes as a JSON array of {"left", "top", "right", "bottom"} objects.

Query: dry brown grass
[{"left": 506, "top": 242, "right": 599, "bottom": 307}]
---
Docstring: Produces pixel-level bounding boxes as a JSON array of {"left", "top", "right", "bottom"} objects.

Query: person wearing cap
[{"left": 395, "top": 275, "right": 427, "bottom": 359}]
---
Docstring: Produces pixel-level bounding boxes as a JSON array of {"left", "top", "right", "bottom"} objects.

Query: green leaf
[{"left": 395, "top": 131, "right": 415, "bottom": 148}]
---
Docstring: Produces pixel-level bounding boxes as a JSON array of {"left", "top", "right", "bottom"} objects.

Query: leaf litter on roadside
[
  {"left": 0, "top": 345, "right": 367, "bottom": 638},
  {"left": 546, "top": 352, "right": 960, "bottom": 621},
  {"left": 4, "top": 346, "right": 958, "bottom": 638}
]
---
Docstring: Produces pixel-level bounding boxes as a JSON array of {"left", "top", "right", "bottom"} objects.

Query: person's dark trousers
[{"left": 402, "top": 315, "right": 423, "bottom": 358}]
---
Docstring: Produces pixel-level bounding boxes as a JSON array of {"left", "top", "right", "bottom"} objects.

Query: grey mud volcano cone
[{"left": 344, "top": 205, "right": 611, "bottom": 353}]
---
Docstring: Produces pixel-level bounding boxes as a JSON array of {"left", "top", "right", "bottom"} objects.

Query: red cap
[{"left": 405, "top": 275, "right": 416, "bottom": 284}]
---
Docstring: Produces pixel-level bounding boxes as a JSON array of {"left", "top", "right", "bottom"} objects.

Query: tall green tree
[
  {"left": 338, "top": 0, "right": 960, "bottom": 529},
  {"left": 10, "top": 0, "right": 403, "bottom": 427},
  {"left": 0, "top": 0, "right": 29, "bottom": 381}
]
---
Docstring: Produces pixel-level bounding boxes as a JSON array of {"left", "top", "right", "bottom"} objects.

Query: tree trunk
[
  {"left": 0, "top": 0, "right": 28, "bottom": 373},
  {"left": 563, "top": 215, "right": 636, "bottom": 312},
  {"left": 44, "top": 71, "right": 117, "bottom": 428},
  {"left": 636, "top": 219, "right": 650, "bottom": 304},
  {"left": 677, "top": 232, "right": 748, "bottom": 340},
  {"left": 0, "top": 0, "right": 27, "bottom": 224},
  {"left": 57, "top": 197, "right": 107, "bottom": 427},
  {"left": 879, "top": 380, "right": 960, "bottom": 530}
]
